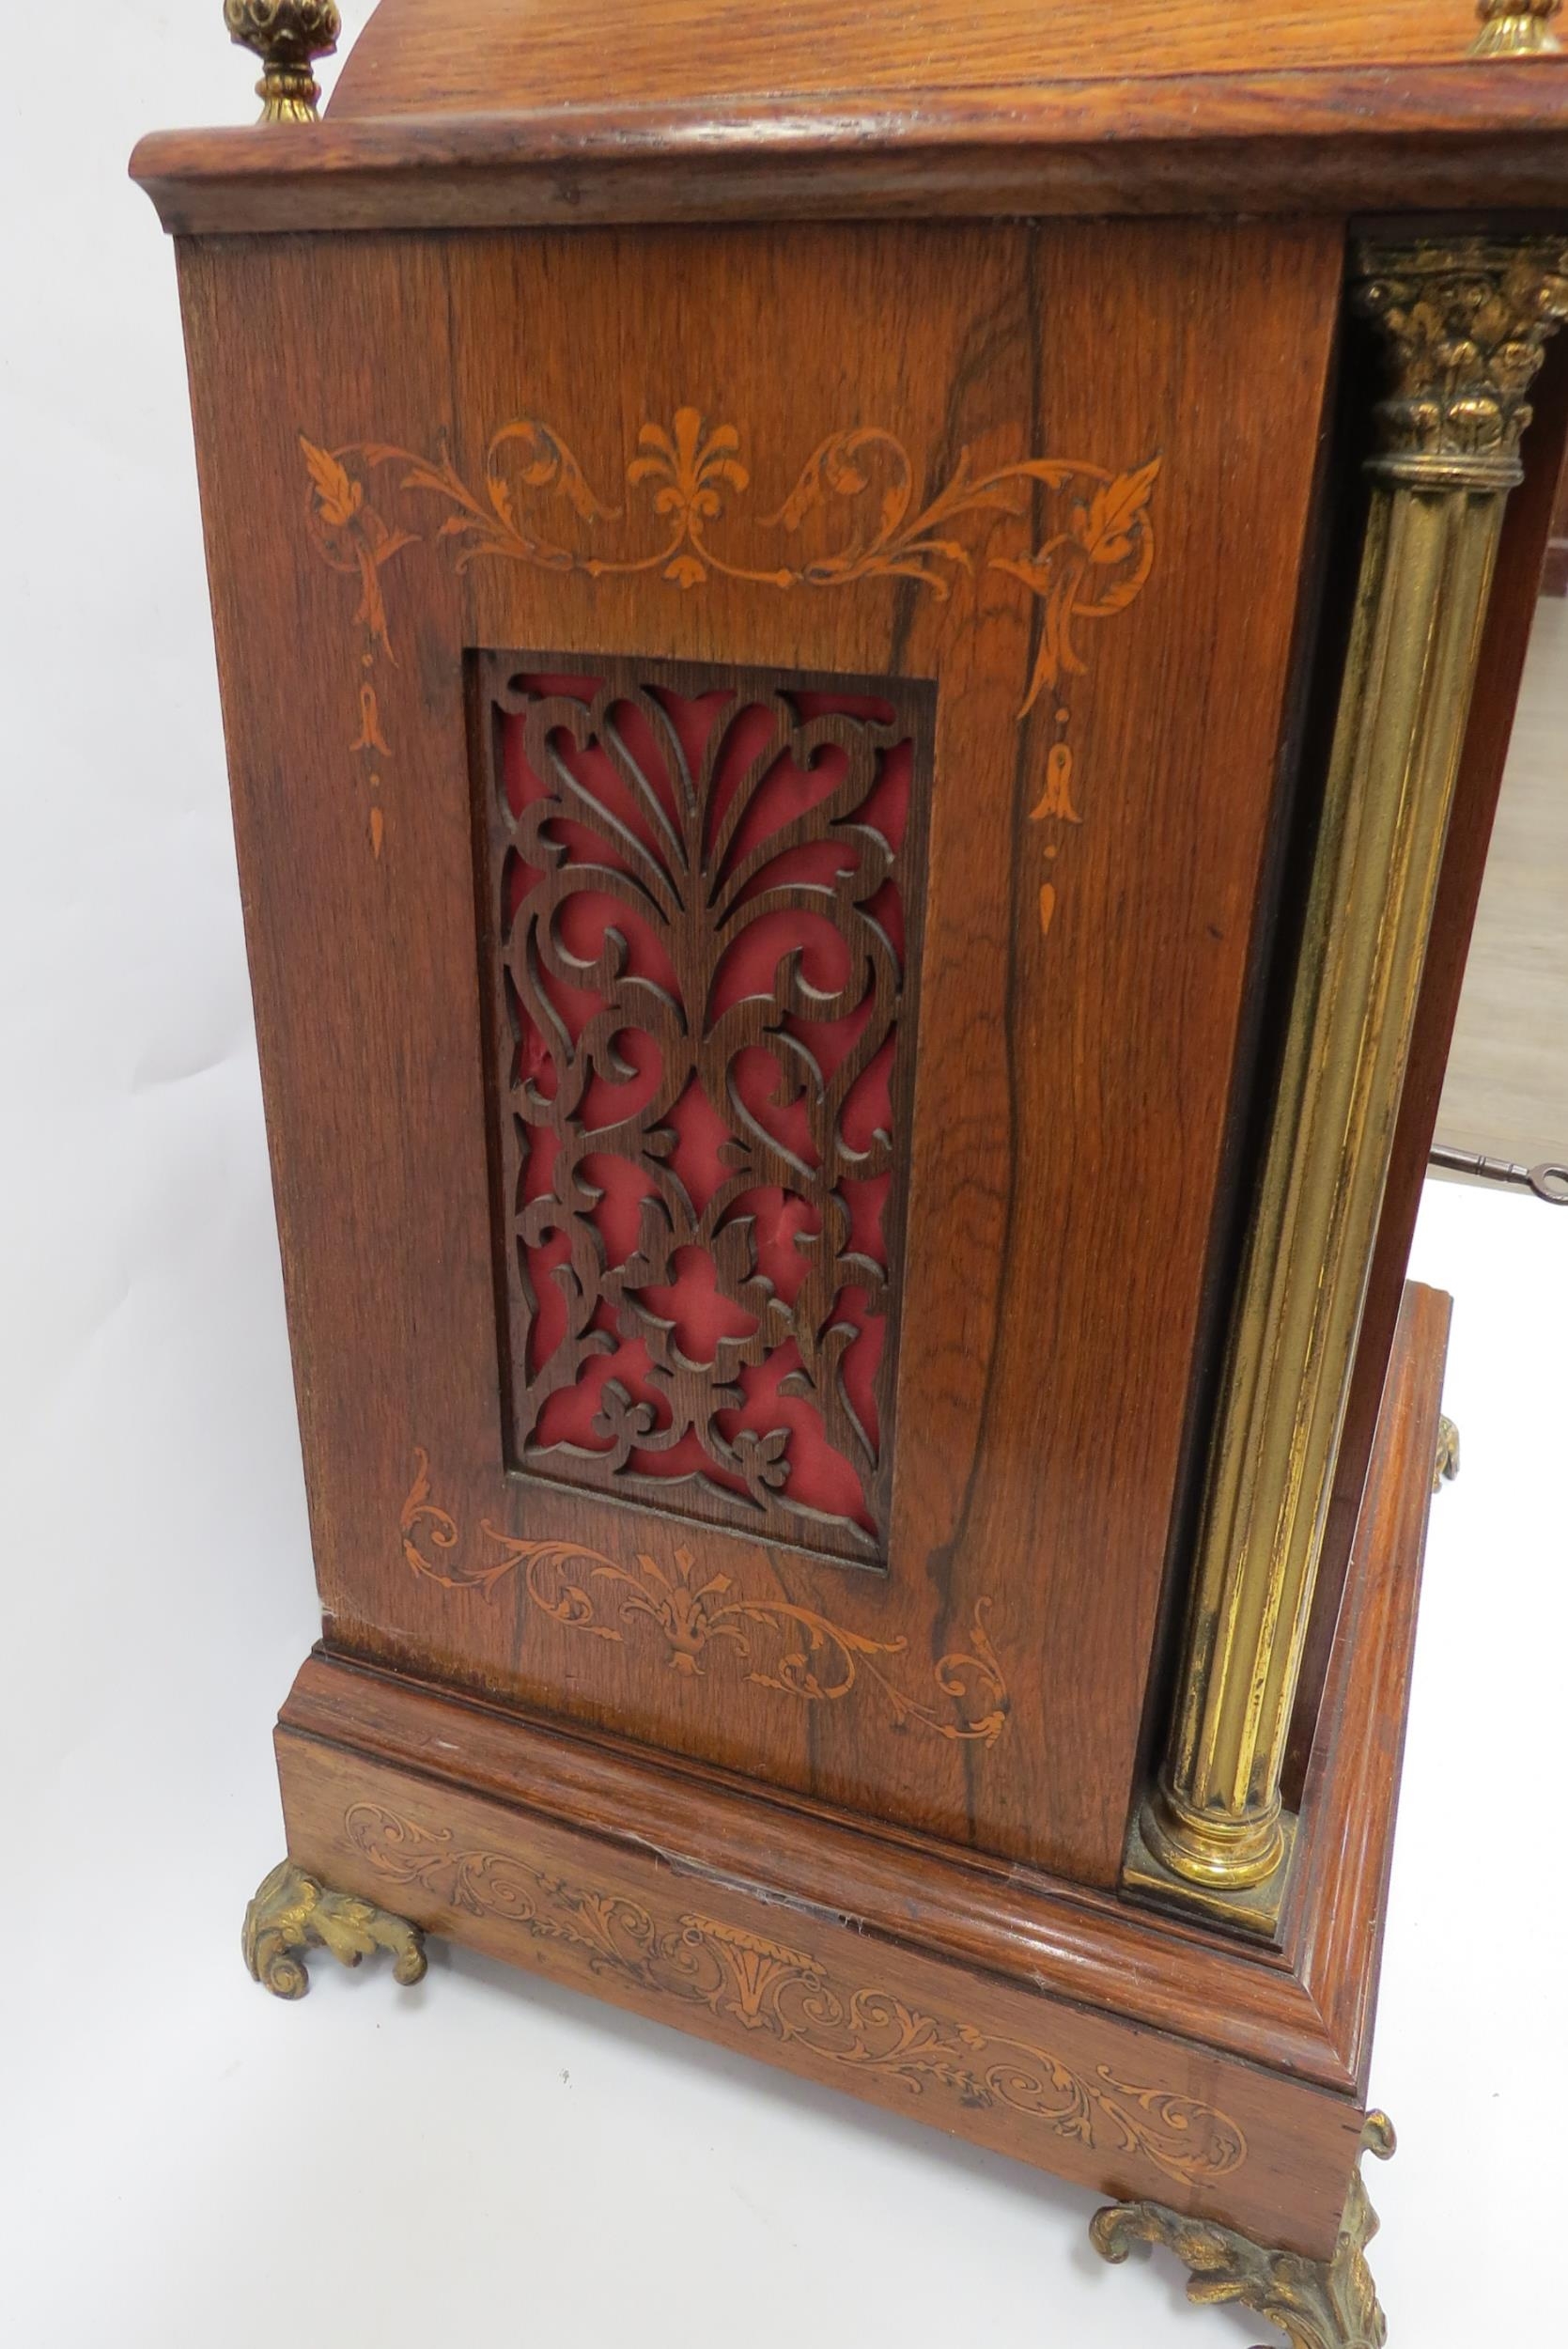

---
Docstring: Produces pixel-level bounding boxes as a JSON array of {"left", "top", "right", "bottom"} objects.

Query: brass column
[{"left": 1127, "top": 238, "right": 1568, "bottom": 1933}]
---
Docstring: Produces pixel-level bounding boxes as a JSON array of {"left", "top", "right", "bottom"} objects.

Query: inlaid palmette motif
[{"left": 344, "top": 1799, "right": 1248, "bottom": 2190}]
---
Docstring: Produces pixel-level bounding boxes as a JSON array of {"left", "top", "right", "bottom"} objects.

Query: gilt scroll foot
[
  {"left": 242, "top": 1858, "right": 427, "bottom": 1999},
  {"left": 1091, "top": 2111, "right": 1396, "bottom": 2349}
]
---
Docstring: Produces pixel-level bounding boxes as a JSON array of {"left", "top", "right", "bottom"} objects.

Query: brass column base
[
  {"left": 242, "top": 1858, "right": 427, "bottom": 1999},
  {"left": 1092, "top": 2111, "right": 1395, "bottom": 2349},
  {"left": 1123, "top": 1807, "right": 1297, "bottom": 1938}
]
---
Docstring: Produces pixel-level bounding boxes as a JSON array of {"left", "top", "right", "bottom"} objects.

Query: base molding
[
  {"left": 276, "top": 1715, "right": 1362, "bottom": 2254},
  {"left": 269, "top": 1283, "right": 1449, "bottom": 2265}
]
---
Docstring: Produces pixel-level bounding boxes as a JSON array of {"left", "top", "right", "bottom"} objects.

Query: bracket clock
[{"left": 133, "top": 5, "right": 1568, "bottom": 2340}]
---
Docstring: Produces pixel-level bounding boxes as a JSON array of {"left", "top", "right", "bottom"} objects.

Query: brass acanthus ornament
[
  {"left": 242, "top": 1859, "right": 427, "bottom": 1997},
  {"left": 225, "top": 0, "right": 341, "bottom": 124},
  {"left": 1092, "top": 2112, "right": 1396, "bottom": 2349},
  {"left": 1357, "top": 241, "right": 1568, "bottom": 486},
  {"left": 1433, "top": 1414, "right": 1461, "bottom": 1492},
  {"left": 1471, "top": 0, "right": 1561, "bottom": 54}
]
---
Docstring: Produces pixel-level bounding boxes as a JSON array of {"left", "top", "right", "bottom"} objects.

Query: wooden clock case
[{"left": 132, "top": 5, "right": 1568, "bottom": 2338}]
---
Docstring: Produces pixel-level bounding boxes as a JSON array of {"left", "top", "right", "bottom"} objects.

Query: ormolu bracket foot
[
  {"left": 1091, "top": 2111, "right": 1396, "bottom": 2349},
  {"left": 242, "top": 1859, "right": 427, "bottom": 1999}
]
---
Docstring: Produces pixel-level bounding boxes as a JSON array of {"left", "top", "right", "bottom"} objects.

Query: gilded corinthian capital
[{"left": 1355, "top": 239, "right": 1568, "bottom": 484}]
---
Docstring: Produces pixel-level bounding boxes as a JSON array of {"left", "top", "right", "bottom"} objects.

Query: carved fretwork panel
[{"left": 473, "top": 655, "right": 934, "bottom": 1565}]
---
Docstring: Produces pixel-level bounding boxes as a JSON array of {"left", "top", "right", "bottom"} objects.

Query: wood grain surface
[
  {"left": 176, "top": 216, "right": 1340, "bottom": 1888},
  {"left": 276, "top": 1280, "right": 1449, "bottom": 2103},
  {"left": 274, "top": 1281, "right": 1449, "bottom": 2259},
  {"left": 139, "top": 7, "right": 1545, "bottom": 2261},
  {"left": 132, "top": 65, "right": 1568, "bottom": 235},
  {"left": 331, "top": 0, "right": 1496, "bottom": 112},
  {"left": 1286, "top": 1284, "right": 1452, "bottom": 2107},
  {"left": 278, "top": 1730, "right": 1363, "bottom": 2254}
]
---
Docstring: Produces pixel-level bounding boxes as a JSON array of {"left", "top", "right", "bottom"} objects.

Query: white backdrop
[{"left": 4, "top": 9, "right": 1565, "bottom": 2344}]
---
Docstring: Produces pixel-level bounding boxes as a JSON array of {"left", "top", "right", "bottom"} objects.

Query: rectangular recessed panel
[{"left": 473, "top": 654, "right": 935, "bottom": 1566}]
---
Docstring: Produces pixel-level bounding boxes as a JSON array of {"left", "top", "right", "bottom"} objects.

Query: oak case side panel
[{"left": 177, "top": 220, "right": 1343, "bottom": 1886}]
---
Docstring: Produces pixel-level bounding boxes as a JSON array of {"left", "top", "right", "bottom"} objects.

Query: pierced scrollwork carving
[
  {"left": 476, "top": 658, "right": 926, "bottom": 1557},
  {"left": 399, "top": 1451, "right": 1010, "bottom": 1744},
  {"left": 1092, "top": 2111, "right": 1395, "bottom": 2349},
  {"left": 344, "top": 1800, "right": 1247, "bottom": 2188},
  {"left": 241, "top": 1859, "right": 427, "bottom": 1999}
]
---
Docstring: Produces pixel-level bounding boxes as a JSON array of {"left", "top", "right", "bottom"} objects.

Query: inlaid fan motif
[{"left": 474, "top": 656, "right": 934, "bottom": 1563}]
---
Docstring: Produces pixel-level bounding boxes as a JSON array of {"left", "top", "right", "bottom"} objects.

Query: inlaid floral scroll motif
[
  {"left": 399, "top": 1450, "right": 1009, "bottom": 1745},
  {"left": 344, "top": 1800, "right": 1248, "bottom": 2190},
  {"left": 474, "top": 659, "right": 930, "bottom": 1562},
  {"left": 301, "top": 408, "right": 1160, "bottom": 922}
]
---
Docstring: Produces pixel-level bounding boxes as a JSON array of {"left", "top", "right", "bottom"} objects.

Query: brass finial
[
  {"left": 1471, "top": 0, "right": 1561, "bottom": 54},
  {"left": 225, "top": 0, "right": 342, "bottom": 124}
]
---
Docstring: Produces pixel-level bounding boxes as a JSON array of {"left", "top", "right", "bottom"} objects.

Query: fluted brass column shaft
[
  {"left": 1132, "top": 239, "right": 1568, "bottom": 1927},
  {"left": 1153, "top": 485, "right": 1500, "bottom": 1890}
]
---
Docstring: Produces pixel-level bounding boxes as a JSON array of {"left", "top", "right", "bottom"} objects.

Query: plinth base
[{"left": 252, "top": 1284, "right": 1449, "bottom": 2280}]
